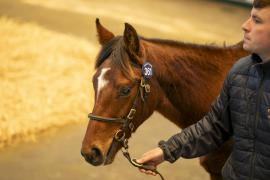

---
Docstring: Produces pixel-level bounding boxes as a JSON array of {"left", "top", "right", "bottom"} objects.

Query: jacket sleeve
[{"left": 158, "top": 71, "right": 234, "bottom": 163}]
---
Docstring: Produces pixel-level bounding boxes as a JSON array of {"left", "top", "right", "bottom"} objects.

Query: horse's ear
[
  {"left": 96, "top": 18, "right": 115, "bottom": 45},
  {"left": 123, "top": 23, "right": 142, "bottom": 65}
]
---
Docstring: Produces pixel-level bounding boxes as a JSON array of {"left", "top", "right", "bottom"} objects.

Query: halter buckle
[
  {"left": 129, "top": 122, "right": 135, "bottom": 132},
  {"left": 123, "top": 139, "right": 128, "bottom": 149},
  {"left": 144, "top": 84, "right": 150, "bottom": 93},
  {"left": 127, "top": 108, "right": 136, "bottom": 120},
  {"left": 140, "top": 78, "right": 150, "bottom": 93},
  {"left": 115, "top": 130, "right": 125, "bottom": 142},
  {"left": 140, "top": 79, "right": 145, "bottom": 87}
]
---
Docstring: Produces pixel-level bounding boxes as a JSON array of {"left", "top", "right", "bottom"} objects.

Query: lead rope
[{"left": 120, "top": 139, "right": 165, "bottom": 180}]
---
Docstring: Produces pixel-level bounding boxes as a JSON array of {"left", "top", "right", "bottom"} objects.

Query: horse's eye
[{"left": 119, "top": 86, "right": 131, "bottom": 96}]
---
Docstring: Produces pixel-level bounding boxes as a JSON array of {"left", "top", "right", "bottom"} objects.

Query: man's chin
[{"left": 243, "top": 43, "right": 252, "bottom": 52}]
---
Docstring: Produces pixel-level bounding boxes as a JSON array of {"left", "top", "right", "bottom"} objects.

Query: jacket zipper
[{"left": 250, "top": 73, "right": 264, "bottom": 180}]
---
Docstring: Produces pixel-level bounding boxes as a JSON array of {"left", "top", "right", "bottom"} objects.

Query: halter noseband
[{"left": 88, "top": 77, "right": 164, "bottom": 180}]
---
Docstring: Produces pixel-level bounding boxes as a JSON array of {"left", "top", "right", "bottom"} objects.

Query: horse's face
[
  {"left": 81, "top": 61, "right": 138, "bottom": 165},
  {"left": 81, "top": 19, "right": 157, "bottom": 166}
]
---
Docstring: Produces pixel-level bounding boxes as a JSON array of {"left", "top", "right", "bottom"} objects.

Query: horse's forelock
[
  {"left": 95, "top": 36, "right": 137, "bottom": 81},
  {"left": 95, "top": 36, "right": 120, "bottom": 69}
]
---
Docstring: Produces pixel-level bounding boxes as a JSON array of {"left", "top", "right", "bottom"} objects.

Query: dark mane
[{"left": 141, "top": 37, "right": 241, "bottom": 50}]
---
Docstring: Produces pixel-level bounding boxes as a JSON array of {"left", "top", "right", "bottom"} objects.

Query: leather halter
[{"left": 88, "top": 78, "right": 164, "bottom": 180}]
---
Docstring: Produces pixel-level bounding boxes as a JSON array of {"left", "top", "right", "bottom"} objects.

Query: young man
[{"left": 137, "top": 0, "right": 270, "bottom": 179}]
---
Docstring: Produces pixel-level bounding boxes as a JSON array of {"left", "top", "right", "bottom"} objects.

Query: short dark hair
[{"left": 253, "top": 0, "right": 270, "bottom": 9}]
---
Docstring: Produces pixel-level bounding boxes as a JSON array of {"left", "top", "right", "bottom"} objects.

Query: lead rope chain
[{"left": 121, "top": 140, "right": 165, "bottom": 180}]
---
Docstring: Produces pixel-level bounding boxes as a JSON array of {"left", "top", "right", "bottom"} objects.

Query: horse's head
[{"left": 81, "top": 19, "right": 159, "bottom": 166}]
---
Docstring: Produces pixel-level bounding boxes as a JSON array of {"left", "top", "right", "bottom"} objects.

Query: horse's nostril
[
  {"left": 91, "top": 148, "right": 102, "bottom": 161},
  {"left": 82, "top": 147, "right": 103, "bottom": 166}
]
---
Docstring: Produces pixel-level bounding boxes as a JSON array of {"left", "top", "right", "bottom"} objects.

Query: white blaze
[{"left": 96, "top": 68, "right": 110, "bottom": 100}]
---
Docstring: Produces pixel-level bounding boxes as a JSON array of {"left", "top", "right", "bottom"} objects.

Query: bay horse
[{"left": 81, "top": 19, "right": 248, "bottom": 180}]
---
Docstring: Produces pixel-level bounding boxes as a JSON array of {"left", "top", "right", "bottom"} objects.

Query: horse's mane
[
  {"left": 142, "top": 37, "right": 243, "bottom": 55},
  {"left": 142, "top": 37, "right": 222, "bottom": 49},
  {"left": 95, "top": 36, "right": 243, "bottom": 78}
]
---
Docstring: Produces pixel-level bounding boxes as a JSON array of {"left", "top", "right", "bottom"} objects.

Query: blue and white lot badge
[{"left": 142, "top": 62, "right": 153, "bottom": 79}]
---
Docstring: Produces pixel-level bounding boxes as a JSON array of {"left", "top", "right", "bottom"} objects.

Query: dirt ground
[{"left": 0, "top": 0, "right": 250, "bottom": 179}]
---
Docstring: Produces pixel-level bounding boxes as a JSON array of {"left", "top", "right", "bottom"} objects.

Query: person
[{"left": 137, "top": 0, "right": 270, "bottom": 179}]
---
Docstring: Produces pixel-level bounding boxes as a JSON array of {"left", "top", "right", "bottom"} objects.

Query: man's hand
[{"left": 136, "top": 147, "right": 165, "bottom": 176}]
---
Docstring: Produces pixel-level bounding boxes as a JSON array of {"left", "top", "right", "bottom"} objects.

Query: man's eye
[
  {"left": 119, "top": 87, "right": 131, "bottom": 96},
  {"left": 253, "top": 18, "right": 262, "bottom": 24}
]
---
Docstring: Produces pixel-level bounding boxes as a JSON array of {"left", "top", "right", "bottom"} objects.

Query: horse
[{"left": 81, "top": 18, "right": 249, "bottom": 180}]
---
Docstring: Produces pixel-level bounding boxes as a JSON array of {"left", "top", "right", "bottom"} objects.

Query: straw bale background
[{"left": 0, "top": 17, "right": 97, "bottom": 148}]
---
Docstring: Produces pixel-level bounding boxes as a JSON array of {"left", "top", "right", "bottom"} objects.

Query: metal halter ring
[
  {"left": 127, "top": 109, "right": 136, "bottom": 120},
  {"left": 140, "top": 78, "right": 146, "bottom": 87},
  {"left": 114, "top": 130, "right": 126, "bottom": 142},
  {"left": 140, "top": 78, "right": 150, "bottom": 93}
]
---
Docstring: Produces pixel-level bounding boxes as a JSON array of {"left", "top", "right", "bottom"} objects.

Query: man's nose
[{"left": 242, "top": 17, "right": 251, "bottom": 32}]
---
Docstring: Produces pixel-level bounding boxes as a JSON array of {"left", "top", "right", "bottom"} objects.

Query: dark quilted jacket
[{"left": 158, "top": 54, "right": 270, "bottom": 180}]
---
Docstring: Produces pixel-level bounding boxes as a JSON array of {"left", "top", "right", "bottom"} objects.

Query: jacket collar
[{"left": 252, "top": 53, "right": 270, "bottom": 74}]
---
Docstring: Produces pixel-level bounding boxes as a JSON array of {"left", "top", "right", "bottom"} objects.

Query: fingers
[
  {"left": 136, "top": 149, "right": 156, "bottom": 164},
  {"left": 136, "top": 158, "right": 145, "bottom": 164},
  {"left": 139, "top": 168, "right": 157, "bottom": 176},
  {"left": 136, "top": 153, "right": 151, "bottom": 164},
  {"left": 137, "top": 147, "right": 164, "bottom": 165},
  {"left": 137, "top": 147, "right": 165, "bottom": 176}
]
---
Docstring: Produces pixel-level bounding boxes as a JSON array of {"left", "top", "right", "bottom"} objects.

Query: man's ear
[
  {"left": 123, "top": 23, "right": 143, "bottom": 65},
  {"left": 96, "top": 18, "right": 115, "bottom": 45}
]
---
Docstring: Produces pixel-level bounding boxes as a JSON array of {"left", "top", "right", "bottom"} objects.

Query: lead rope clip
[{"left": 121, "top": 147, "right": 165, "bottom": 180}]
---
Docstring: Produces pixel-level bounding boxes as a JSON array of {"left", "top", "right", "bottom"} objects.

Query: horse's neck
[{"left": 143, "top": 40, "right": 247, "bottom": 128}]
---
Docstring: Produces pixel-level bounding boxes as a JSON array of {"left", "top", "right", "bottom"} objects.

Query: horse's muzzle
[{"left": 81, "top": 147, "right": 103, "bottom": 166}]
